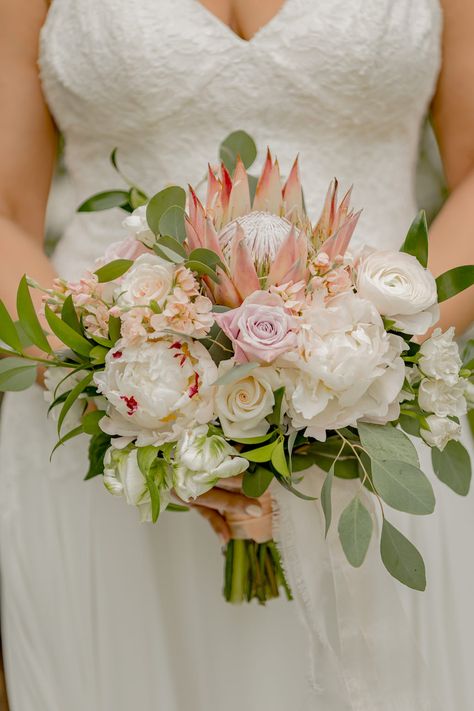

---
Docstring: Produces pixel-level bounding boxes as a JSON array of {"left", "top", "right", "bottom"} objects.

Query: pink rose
[{"left": 215, "top": 291, "right": 298, "bottom": 363}]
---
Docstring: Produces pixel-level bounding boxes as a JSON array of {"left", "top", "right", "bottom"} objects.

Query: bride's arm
[{"left": 429, "top": 0, "right": 474, "bottom": 335}]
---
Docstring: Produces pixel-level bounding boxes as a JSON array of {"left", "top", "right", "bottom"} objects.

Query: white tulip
[
  {"left": 356, "top": 249, "right": 439, "bottom": 335},
  {"left": 418, "top": 327, "right": 462, "bottom": 386},
  {"left": 420, "top": 415, "right": 462, "bottom": 451},
  {"left": 418, "top": 378, "right": 467, "bottom": 418},
  {"left": 173, "top": 425, "right": 249, "bottom": 501}
]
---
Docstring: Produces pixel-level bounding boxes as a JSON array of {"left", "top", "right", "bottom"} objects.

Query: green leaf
[
  {"left": 431, "top": 440, "right": 471, "bottom": 496},
  {"left": 129, "top": 187, "right": 148, "bottom": 209},
  {"left": 148, "top": 477, "right": 161, "bottom": 523},
  {"left": 44, "top": 306, "right": 93, "bottom": 357},
  {"left": 400, "top": 210, "right": 428, "bottom": 267},
  {"left": 334, "top": 458, "right": 359, "bottom": 479},
  {"left": 372, "top": 459, "right": 435, "bottom": 515},
  {"left": 156, "top": 235, "right": 187, "bottom": 259},
  {"left": 0, "top": 300, "right": 22, "bottom": 352},
  {"left": 338, "top": 497, "right": 373, "bottom": 567},
  {"left": 50, "top": 424, "right": 84, "bottom": 459},
  {"left": 271, "top": 438, "right": 290, "bottom": 477},
  {"left": 248, "top": 174, "right": 258, "bottom": 203},
  {"left": 242, "top": 466, "right": 274, "bottom": 498},
  {"left": 242, "top": 440, "right": 278, "bottom": 463},
  {"left": 158, "top": 205, "right": 187, "bottom": 243},
  {"left": 0, "top": 357, "right": 37, "bottom": 391},
  {"left": 273, "top": 470, "right": 317, "bottom": 500},
  {"left": 436, "top": 265, "right": 474, "bottom": 303},
  {"left": 78, "top": 190, "right": 130, "bottom": 212},
  {"left": 219, "top": 130, "right": 257, "bottom": 173},
  {"left": 94, "top": 259, "right": 133, "bottom": 283},
  {"left": 462, "top": 339, "right": 474, "bottom": 370},
  {"left": 61, "top": 295, "right": 82, "bottom": 334},
  {"left": 185, "top": 259, "right": 220, "bottom": 283},
  {"left": 358, "top": 421, "right": 419, "bottom": 467},
  {"left": 108, "top": 315, "right": 121, "bottom": 344},
  {"left": 89, "top": 345, "right": 109, "bottom": 364},
  {"left": 380, "top": 519, "right": 426, "bottom": 591},
  {"left": 85, "top": 431, "right": 111, "bottom": 480},
  {"left": 399, "top": 412, "right": 421, "bottom": 438},
  {"left": 213, "top": 361, "right": 259, "bottom": 386},
  {"left": 166, "top": 503, "right": 190, "bottom": 512},
  {"left": 188, "top": 248, "right": 225, "bottom": 271},
  {"left": 137, "top": 446, "right": 159, "bottom": 477},
  {"left": 146, "top": 186, "right": 186, "bottom": 236},
  {"left": 17, "top": 276, "right": 52, "bottom": 353},
  {"left": 82, "top": 409, "right": 106, "bottom": 435},
  {"left": 231, "top": 432, "right": 275, "bottom": 445},
  {"left": 320, "top": 464, "right": 334, "bottom": 537},
  {"left": 267, "top": 386, "right": 285, "bottom": 427},
  {"left": 57, "top": 372, "right": 93, "bottom": 435}
]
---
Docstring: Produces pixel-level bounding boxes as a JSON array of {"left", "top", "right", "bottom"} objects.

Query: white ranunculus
[
  {"left": 94, "top": 337, "right": 217, "bottom": 447},
  {"left": 418, "top": 327, "right": 462, "bottom": 385},
  {"left": 420, "top": 415, "right": 462, "bottom": 451},
  {"left": 418, "top": 378, "right": 467, "bottom": 418},
  {"left": 281, "top": 292, "right": 407, "bottom": 440},
  {"left": 173, "top": 425, "right": 249, "bottom": 500},
  {"left": 122, "top": 205, "right": 156, "bottom": 247},
  {"left": 115, "top": 253, "right": 174, "bottom": 309},
  {"left": 215, "top": 361, "right": 280, "bottom": 439},
  {"left": 356, "top": 249, "right": 439, "bottom": 335}
]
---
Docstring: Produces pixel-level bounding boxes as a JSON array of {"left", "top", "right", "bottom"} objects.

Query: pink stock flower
[
  {"left": 215, "top": 291, "right": 298, "bottom": 364},
  {"left": 150, "top": 295, "right": 214, "bottom": 339}
]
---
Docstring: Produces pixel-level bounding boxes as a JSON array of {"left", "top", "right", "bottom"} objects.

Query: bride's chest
[{"left": 40, "top": 0, "right": 442, "bottom": 135}]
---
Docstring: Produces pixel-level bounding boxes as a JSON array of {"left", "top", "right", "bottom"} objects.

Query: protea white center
[{"left": 219, "top": 211, "right": 292, "bottom": 273}]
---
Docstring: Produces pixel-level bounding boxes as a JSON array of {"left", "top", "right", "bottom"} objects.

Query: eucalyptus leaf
[
  {"left": 17, "top": 276, "right": 52, "bottom": 353},
  {"left": 358, "top": 421, "right": 419, "bottom": 467},
  {"left": 185, "top": 259, "right": 220, "bottom": 282},
  {"left": 338, "top": 497, "right": 373, "bottom": 567},
  {"left": 44, "top": 306, "right": 93, "bottom": 357},
  {"left": 400, "top": 210, "right": 428, "bottom": 267},
  {"left": 188, "top": 248, "right": 226, "bottom": 271},
  {"left": 159, "top": 205, "right": 187, "bottom": 243},
  {"left": 432, "top": 440, "right": 471, "bottom": 496},
  {"left": 248, "top": 174, "right": 258, "bottom": 203},
  {"left": 153, "top": 242, "right": 186, "bottom": 264},
  {"left": 213, "top": 361, "right": 259, "bottom": 386},
  {"left": 436, "top": 265, "right": 474, "bottom": 303},
  {"left": 219, "top": 130, "right": 257, "bottom": 173},
  {"left": 320, "top": 464, "right": 334, "bottom": 537},
  {"left": 78, "top": 190, "right": 130, "bottom": 213},
  {"left": 94, "top": 259, "right": 133, "bottom": 283},
  {"left": 242, "top": 466, "right": 274, "bottom": 498},
  {"left": 372, "top": 459, "right": 435, "bottom": 515},
  {"left": 380, "top": 519, "right": 426, "bottom": 591},
  {"left": 399, "top": 412, "right": 421, "bottom": 438},
  {"left": 146, "top": 186, "right": 186, "bottom": 236},
  {"left": 0, "top": 357, "right": 37, "bottom": 391},
  {"left": 0, "top": 300, "right": 22, "bottom": 353},
  {"left": 156, "top": 235, "right": 187, "bottom": 258},
  {"left": 129, "top": 187, "right": 148, "bottom": 209}
]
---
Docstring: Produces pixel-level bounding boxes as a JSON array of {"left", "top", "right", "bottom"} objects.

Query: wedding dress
[{"left": 1, "top": 1, "right": 473, "bottom": 709}]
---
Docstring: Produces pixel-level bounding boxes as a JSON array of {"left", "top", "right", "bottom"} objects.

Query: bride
[{"left": 1, "top": 0, "right": 473, "bottom": 709}]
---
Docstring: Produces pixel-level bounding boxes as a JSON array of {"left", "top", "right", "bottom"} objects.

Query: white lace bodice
[{"left": 39, "top": 0, "right": 442, "bottom": 279}]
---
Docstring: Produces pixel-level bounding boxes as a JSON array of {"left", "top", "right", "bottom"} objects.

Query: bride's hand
[{"left": 182, "top": 475, "right": 273, "bottom": 544}]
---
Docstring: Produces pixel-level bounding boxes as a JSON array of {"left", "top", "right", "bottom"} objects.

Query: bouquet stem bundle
[{"left": 224, "top": 539, "right": 292, "bottom": 604}]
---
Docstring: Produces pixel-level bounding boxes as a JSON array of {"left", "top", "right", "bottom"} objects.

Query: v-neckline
[{"left": 191, "top": 0, "right": 293, "bottom": 46}]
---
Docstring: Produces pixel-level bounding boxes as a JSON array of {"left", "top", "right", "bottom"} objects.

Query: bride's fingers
[
  {"left": 216, "top": 475, "right": 244, "bottom": 492},
  {"left": 194, "top": 487, "right": 263, "bottom": 517},
  {"left": 193, "top": 505, "right": 231, "bottom": 543}
]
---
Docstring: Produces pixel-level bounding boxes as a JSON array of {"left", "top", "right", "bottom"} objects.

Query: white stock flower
[
  {"left": 282, "top": 292, "right": 406, "bottom": 440},
  {"left": 122, "top": 205, "right": 156, "bottom": 247},
  {"left": 356, "top": 249, "right": 439, "bottom": 335},
  {"left": 103, "top": 446, "right": 171, "bottom": 522},
  {"left": 420, "top": 415, "right": 462, "bottom": 451},
  {"left": 173, "top": 425, "right": 249, "bottom": 501},
  {"left": 115, "top": 254, "right": 174, "bottom": 309},
  {"left": 418, "top": 327, "right": 462, "bottom": 386},
  {"left": 215, "top": 361, "right": 279, "bottom": 439},
  {"left": 418, "top": 378, "right": 467, "bottom": 418},
  {"left": 94, "top": 337, "right": 217, "bottom": 447}
]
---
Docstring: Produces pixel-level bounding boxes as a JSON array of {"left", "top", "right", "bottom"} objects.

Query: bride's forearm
[{"left": 427, "top": 168, "right": 474, "bottom": 336}]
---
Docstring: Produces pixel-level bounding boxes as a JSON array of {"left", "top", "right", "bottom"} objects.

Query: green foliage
[
  {"left": 462, "top": 339, "right": 474, "bottom": 370},
  {"left": 17, "top": 276, "right": 52, "bottom": 353},
  {"left": 213, "top": 362, "right": 259, "bottom": 386},
  {"left": 432, "top": 440, "right": 471, "bottom": 496},
  {"left": 158, "top": 205, "right": 187, "bottom": 243},
  {"left": 154, "top": 235, "right": 187, "bottom": 262},
  {"left": 129, "top": 187, "right": 148, "bottom": 209},
  {"left": 0, "top": 357, "right": 37, "bottom": 391},
  {"left": 85, "top": 431, "right": 111, "bottom": 480},
  {"left": 57, "top": 372, "right": 93, "bottom": 435},
  {"left": 242, "top": 466, "right": 274, "bottom": 498},
  {"left": 82, "top": 410, "right": 106, "bottom": 435},
  {"left": 358, "top": 421, "right": 419, "bottom": 467},
  {"left": 94, "top": 259, "right": 133, "bottom": 283},
  {"left": 371, "top": 459, "right": 435, "bottom": 515},
  {"left": 0, "top": 300, "right": 23, "bottom": 353},
  {"left": 380, "top": 519, "right": 426, "bottom": 591},
  {"left": 242, "top": 439, "right": 278, "bottom": 463},
  {"left": 146, "top": 186, "right": 186, "bottom": 236},
  {"left": 271, "top": 438, "right": 290, "bottom": 477},
  {"left": 188, "top": 248, "right": 225, "bottom": 271},
  {"left": 267, "top": 387, "right": 286, "bottom": 427},
  {"left": 185, "top": 259, "right": 220, "bottom": 282},
  {"left": 320, "top": 464, "right": 334, "bottom": 537},
  {"left": 78, "top": 190, "right": 131, "bottom": 212},
  {"left": 61, "top": 295, "right": 82, "bottom": 334},
  {"left": 44, "top": 306, "right": 92, "bottom": 357},
  {"left": 338, "top": 497, "right": 373, "bottom": 567},
  {"left": 108, "top": 315, "right": 122, "bottom": 344},
  {"left": 400, "top": 210, "right": 428, "bottom": 267},
  {"left": 436, "top": 265, "right": 474, "bottom": 303},
  {"left": 219, "top": 130, "right": 257, "bottom": 173},
  {"left": 137, "top": 446, "right": 159, "bottom": 478}
]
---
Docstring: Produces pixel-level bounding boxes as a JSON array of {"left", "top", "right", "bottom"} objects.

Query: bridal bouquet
[{"left": 1, "top": 131, "right": 473, "bottom": 602}]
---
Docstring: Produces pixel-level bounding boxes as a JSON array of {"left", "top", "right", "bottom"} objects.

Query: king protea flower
[{"left": 184, "top": 149, "right": 360, "bottom": 307}]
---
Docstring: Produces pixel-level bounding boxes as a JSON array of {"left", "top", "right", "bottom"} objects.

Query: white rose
[
  {"left": 173, "top": 425, "right": 249, "bottom": 500},
  {"left": 418, "top": 327, "right": 462, "bottom": 385},
  {"left": 122, "top": 205, "right": 156, "bottom": 247},
  {"left": 215, "top": 361, "right": 280, "bottom": 439},
  {"left": 94, "top": 337, "right": 217, "bottom": 447},
  {"left": 115, "top": 254, "right": 174, "bottom": 309},
  {"left": 420, "top": 415, "right": 462, "bottom": 451},
  {"left": 356, "top": 249, "right": 439, "bottom": 335},
  {"left": 104, "top": 446, "right": 171, "bottom": 522},
  {"left": 418, "top": 378, "right": 467, "bottom": 418},
  {"left": 282, "top": 292, "right": 406, "bottom": 440}
]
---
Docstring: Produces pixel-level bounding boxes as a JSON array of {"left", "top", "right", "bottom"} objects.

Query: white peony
[
  {"left": 418, "top": 327, "right": 462, "bottom": 386},
  {"left": 94, "top": 337, "right": 217, "bottom": 447},
  {"left": 418, "top": 378, "right": 467, "bottom": 418},
  {"left": 420, "top": 415, "right": 462, "bottom": 451},
  {"left": 215, "top": 361, "right": 280, "bottom": 439},
  {"left": 281, "top": 292, "right": 407, "bottom": 440},
  {"left": 103, "top": 446, "right": 171, "bottom": 522},
  {"left": 356, "top": 249, "right": 439, "bottom": 335},
  {"left": 115, "top": 253, "right": 174, "bottom": 309},
  {"left": 122, "top": 205, "right": 156, "bottom": 247},
  {"left": 173, "top": 425, "right": 249, "bottom": 501}
]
